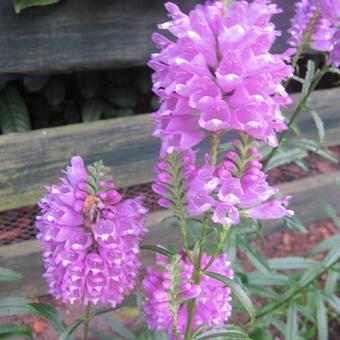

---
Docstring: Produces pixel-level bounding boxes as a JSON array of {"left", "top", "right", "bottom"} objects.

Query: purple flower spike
[
  {"left": 143, "top": 251, "right": 233, "bottom": 338},
  {"left": 36, "top": 156, "right": 148, "bottom": 307},
  {"left": 150, "top": 0, "right": 293, "bottom": 152}
]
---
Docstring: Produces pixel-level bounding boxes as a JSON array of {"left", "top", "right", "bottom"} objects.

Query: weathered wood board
[
  {"left": 0, "top": 0, "right": 295, "bottom": 76},
  {"left": 0, "top": 88, "right": 339, "bottom": 212}
]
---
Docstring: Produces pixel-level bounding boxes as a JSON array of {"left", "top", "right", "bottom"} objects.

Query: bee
[{"left": 83, "top": 195, "right": 101, "bottom": 227}]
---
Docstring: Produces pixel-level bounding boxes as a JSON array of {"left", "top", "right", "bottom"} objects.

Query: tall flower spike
[
  {"left": 288, "top": 0, "right": 339, "bottom": 64},
  {"left": 149, "top": 0, "right": 293, "bottom": 156},
  {"left": 36, "top": 156, "right": 148, "bottom": 306},
  {"left": 186, "top": 136, "right": 294, "bottom": 226},
  {"left": 143, "top": 251, "right": 233, "bottom": 339}
]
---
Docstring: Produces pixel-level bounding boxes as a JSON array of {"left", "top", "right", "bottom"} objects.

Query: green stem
[
  {"left": 291, "top": 7, "right": 320, "bottom": 68},
  {"left": 263, "top": 62, "right": 328, "bottom": 170},
  {"left": 83, "top": 303, "right": 92, "bottom": 340},
  {"left": 180, "top": 215, "right": 191, "bottom": 261},
  {"left": 184, "top": 217, "right": 209, "bottom": 340},
  {"left": 223, "top": 0, "right": 233, "bottom": 13},
  {"left": 204, "top": 227, "right": 229, "bottom": 271},
  {"left": 184, "top": 132, "right": 222, "bottom": 339},
  {"left": 256, "top": 257, "right": 338, "bottom": 321}
]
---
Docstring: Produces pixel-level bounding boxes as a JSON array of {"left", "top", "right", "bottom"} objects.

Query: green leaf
[
  {"left": 195, "top": 325, "right": 250, "bottom": 339},
  {"left": 315, "top": 290, "right": 328, "bottom": 340},
  {"left": 310, "top": 234, "right": 340, "bottom": 255},
  {"left": 82, "top": 99, "right": 104, "bottom": 122},
  {"left": 58, "top": 318, "right": 83, "bottom": 340},
  {"left": 30, "top": 303, "right": 66, "bottom": 334},
  {"left": 0, "top": 267, "right": 23, "bottom": 282},
  {"left": 284, "top": 215, "right": 308, "bottom": 233},
  {"left": 301, "top": 60, "right": 315, "bottom": 100},
  {"left": 76, "top": 72, "right": 101, "bottom": 99},
  {"left": 89, "top": 327, "right": 112, "bottom": 340},
  {"left": 294, "top": 159, "right": 309, "bottom": 172},
  {"left": 285, "top": 303, "right": 298, "bottom": 340},
  {"left": 0, "top": 297, "right": 37, "bottom": 317},
  {"left": 23, "top": 76, "right": 49, "bottom": 92},
  {"left": 238, "top": 237, "right": 271, "bottom": 274},
  {"left": 249, "top": 327, "right": 272, "bottom": 340},
  {"left": 315, "top": 197, "right": 340, "bottom": 229},
  {"left": 0, "top": 86, "right": 31, "bottom": 133},
  {"left": 205, "top": 272, "right": 255, "bottom": 323},
  {"left": 289, "top": 138, "right": 338, "bottom": 163},
  {"left": 224, "top": 227, "right": 236, "bottom": 263},
  {"left": 265, "top": 147, "right": 307, "bottom": 171},
  {"left": 295, "top": 304, "right": 314, "bottom": 321},
  {"left": 247, "top": 285, "right": 278, "bottom": 299},
  {"left": 325, "top": 270, "right": 339, "bottom": 294},
  {"left": 322, "top": 247, "right": 340, "bottom": 268},
  {"left": 0, "top": 323, "right": 32, "bottom": 339},
  {"left": 309, "top": 109, "right": 325, "bottom": 144},
  {"left": 141, "top": 245, "right": 174, "bottom": 257},
  {"left": 100, "top": 314, "right": 137, "bottom": 340},
  {"left": 106, "top": 87, "right": 138, "bottom": 108},
  {"left": 246, "top": 272, "right": 290, "bottom": 286},
  {"left": 268, "top": 257, "right": 318, "bottom": 270},
  {"left": 44, "top": 79, "right": 65, "bottom": 107},
  {"left": 322, "top": 292, "right": 340, "bottom": 314},
  {"left": 13, "top": 0, "right": 63, "bottom": 13}
]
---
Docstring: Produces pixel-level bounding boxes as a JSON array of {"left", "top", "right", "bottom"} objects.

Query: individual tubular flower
[
  {"left": 186, "top": 138, "right": 294, "bottom": 225},
  {"left": 288, "top": 0, "right": 339, "bottom": 63},
  {"left": 36, "top": 156, "right": 148, "bottom": 306},
  {"left": 143, "top": 251, "right": 233, "bottom": 339},
  {"left": 149, "top": 0, "right": 293, "bottom": 155}
]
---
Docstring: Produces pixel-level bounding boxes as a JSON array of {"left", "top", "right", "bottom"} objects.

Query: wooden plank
[
  {"left": 0, "top": 88, "right": 339, "bottom": 211},
  {"left": 1, "top": 171, "right": 339, "bottom": 297},
  {"left": 0, "top": 0, "right": 295, "bottom": 76}
]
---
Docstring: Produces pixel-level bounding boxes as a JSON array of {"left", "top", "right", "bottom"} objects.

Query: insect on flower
[{"left": 83, "top": 195, "right": 102, "bottom": 227}]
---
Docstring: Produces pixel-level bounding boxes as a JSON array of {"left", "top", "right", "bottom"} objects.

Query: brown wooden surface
[
  {"left": 0, "top": 88, "right": 339, "bottom": 212},
  {"left": 0, "top": 0, "right": 295, "bottom": 76}
]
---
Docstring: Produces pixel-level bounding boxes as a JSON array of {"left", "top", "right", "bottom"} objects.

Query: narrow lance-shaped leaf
[
  {"left": 0, "top": 323, "right": 32, "bottom": 339},
  {"left": 205, "top": 271, "right": 256, "bottom": 323},
  {"left": 301, "top": 60, "right": 315, "bottom": 100},
  {"left": 309, "top": 109, "right": 325, "bottom": 144},
  {"left": 237, "top": 236, "right": 271, "bottom": 274},
  {"left": 195, "top": 325, "right": 250, "bottom": 339},
  {"left": 141, "top": 245, "right": 174, "bottom": 257},
  {"left": 0, "top": 86, "right": 31, "bottom": 133},
  {"left": 268, "top": 256, "right": 318, "bottom": 270},
  {"left": 0, "top": 267, "right": 23, "bottom": 282},
  {"left": 285, "top": 302, "right": 298, "bottom": 340},
  {"left": 315, "top": 290, "right": 328, "bottom": 340},
  {"left": 13, "top": 0, "right": 63, "bottom": 13},
  {"left": 100, "top": 314, "right": 137, "bottom": 340},
  {"left": 30, "top": 302, "right": 66, "bottom": 334}
]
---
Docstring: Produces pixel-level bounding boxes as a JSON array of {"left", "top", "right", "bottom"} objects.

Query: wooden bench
[{"left": 0, "top": 0, "right": 295, "bottom": 76}]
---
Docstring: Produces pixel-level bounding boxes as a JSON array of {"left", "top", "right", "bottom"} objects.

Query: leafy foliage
[
  {"left": 0, "top": 86, "right": 31, "bottom": 133},
  {"left": 13, "top": 0, "right": 63, "bottom": 13}
]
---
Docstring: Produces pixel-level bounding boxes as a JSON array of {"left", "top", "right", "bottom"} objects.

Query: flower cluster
[
  {"left": 150, "top": 0, "right": 293, "bottom": 154},
  {"left": 187, "top": 139, "right": 294, "bottom": 226},
  {"left": 288, "top": 0, "right": 340, "bottom": 65},
  {"left": 143, "top": 252, "right": 233, "bottom": 338},
  {"left": 36, "top": 156, "right": 148, "bottom": 306}
]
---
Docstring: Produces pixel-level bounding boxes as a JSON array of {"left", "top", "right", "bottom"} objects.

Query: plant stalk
[
  {"left": 83, "top": 303, "right": 92, "bottom": 340},
  {"left": 263, "top": 62, "right": 328, "bottom": 170}
]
